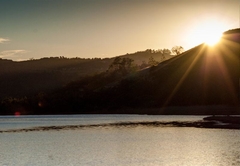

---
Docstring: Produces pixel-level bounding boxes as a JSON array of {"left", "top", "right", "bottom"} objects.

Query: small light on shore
[{"left": 14, "top": 111, "right": 21, "bottom": 117}]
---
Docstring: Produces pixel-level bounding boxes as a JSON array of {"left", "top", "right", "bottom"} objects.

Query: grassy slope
[{"left": 141, "top": 34, "right": 239, "bottom": 107}]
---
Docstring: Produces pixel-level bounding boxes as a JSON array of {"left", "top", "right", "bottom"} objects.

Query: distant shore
[
  {"left": 95, "top": 106, "right": 240, "bottom": 115},
  {"left": 1, "top": 105, "right": 240, "bottom": 116}
]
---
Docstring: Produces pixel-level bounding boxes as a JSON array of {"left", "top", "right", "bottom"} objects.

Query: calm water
[{"left": 1, "top": 115, "right": 240, "bottom": 166}]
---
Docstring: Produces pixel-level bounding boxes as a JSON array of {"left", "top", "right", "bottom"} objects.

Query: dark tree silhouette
[
  {"left": 171, "top": 46, "right": 184, "bottom": 55},
  {"left": 148, "top": 56, "right": 159, "bottom": 66},
  {"left": 107, "top": 57, "right": 136, "bottom": 75}
]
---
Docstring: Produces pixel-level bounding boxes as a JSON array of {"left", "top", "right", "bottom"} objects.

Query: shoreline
[
  {"left": 1, "top": 105, "right": 240, "bottom": 116},
  {"left": 1, "top": 116, "right": 239, "bottom": 133},
  {"left": 202, "top": 115, "right": 240, "bottom": 129}
]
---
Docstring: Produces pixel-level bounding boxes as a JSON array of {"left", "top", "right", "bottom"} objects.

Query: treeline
[
  {"left": 0, "top": 47, "right": 180, "bottom": 99},
  {"left": 0, "top": 47, "right": 182, "bottom": 75},
  {"left": 0, "top": 46, "right": 187, "bottom": 115},
  {"left": 0, "top": 54, "right": 178, "bottom": 115},
  {"left": 34, "top": 41, "right": 238, "bottom": 115},
  {"left": 1, "top": 49, "right": 238, "bottom": 115}
]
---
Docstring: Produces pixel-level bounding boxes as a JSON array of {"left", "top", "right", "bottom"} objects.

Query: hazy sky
[{"left": 0, "top": 0, "right": 239, "bottom": 61}]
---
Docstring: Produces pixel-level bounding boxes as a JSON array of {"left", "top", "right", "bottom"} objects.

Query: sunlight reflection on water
[{"left": 1, "top": 115, "right": 240, "bottom": 166}]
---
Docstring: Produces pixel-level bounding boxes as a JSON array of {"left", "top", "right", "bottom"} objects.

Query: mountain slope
[
  {"left": 1, "top": 29, "right": 239, "bottom": 115},
  {"left": 121, "top": 29, "right": 240, "bottom": 108},
  {"left": 42, "top": 29, "right": 240, "bottom": 114},
  {"left": 0, "top": 50, "right": 173, "bottom": 98}
]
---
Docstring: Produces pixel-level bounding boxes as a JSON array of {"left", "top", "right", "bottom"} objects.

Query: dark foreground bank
[{"left": 203, "top": 116, "right": 240, "bottom": 129}]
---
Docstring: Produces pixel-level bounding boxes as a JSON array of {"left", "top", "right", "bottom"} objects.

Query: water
[{"left": 1, "top": 115, "right": 240, "bottom": 166}]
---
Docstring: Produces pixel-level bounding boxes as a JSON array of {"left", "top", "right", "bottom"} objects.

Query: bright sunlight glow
[
  {"left": 203, "top": 28, "right": 222, "bottom": 46},
  {"left": 195, "top": 23, "right": 223, "bottom": 46},
  {"left": 186, "top": 18, "right": 227, "bottom": 47}
]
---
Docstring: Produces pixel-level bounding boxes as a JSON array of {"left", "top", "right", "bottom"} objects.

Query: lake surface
[{"left": 1, "top": 115, "right": 240, "bottom": 166}]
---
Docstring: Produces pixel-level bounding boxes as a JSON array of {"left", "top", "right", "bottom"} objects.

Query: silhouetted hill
[
  {"left": 0, "top": 49, "right": 173, "bottom": 98},
  {"left": 0, "top": 58, "right": 111, "bottom": 98},
  {"left": 1, "top": 29, "right": 239, "bottom": 115},
  {"left": 33, "top": 29, "right": 240, "bottom": 115}
]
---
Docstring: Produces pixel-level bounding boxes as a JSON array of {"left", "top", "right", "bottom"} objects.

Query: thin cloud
[
  {"left": 0, "top": 38, "right": 10, "bottom": 43},
  {"left": 0, "top": 50, "right": 28, "bottom": 58}
]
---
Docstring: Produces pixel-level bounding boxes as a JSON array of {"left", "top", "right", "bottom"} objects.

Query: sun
[
  {"left": 186, "top": 18, "right": 227, "bottom": 47},
  {"left": 195, "top": 23, "right": 224, "bottom": 46},
  {"left": 203, "top": 28, "right": 223, "bottom": 46}
]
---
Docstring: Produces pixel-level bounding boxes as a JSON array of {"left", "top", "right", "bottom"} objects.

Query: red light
[{"left": 14, "top": 111, "right": 21, "bottom": 116}]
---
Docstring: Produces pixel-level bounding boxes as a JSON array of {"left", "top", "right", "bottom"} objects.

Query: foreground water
[{"left": 1, "top": 115, "right": 240, "bottom": 166}]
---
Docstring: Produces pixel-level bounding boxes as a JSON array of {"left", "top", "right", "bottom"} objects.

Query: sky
[{"left": 0, "top": 0, "right": 239, "bottom": 61}]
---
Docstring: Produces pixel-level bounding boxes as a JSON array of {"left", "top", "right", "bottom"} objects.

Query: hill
[
  {"left": 30, "top": 28, "right": 239, "bottom": 115},
  {"left": 1, "top": 29, "right": 239, "bottom": 115},
  {"left": 0, "top": 49, "right": 173, "bottom": 98}
]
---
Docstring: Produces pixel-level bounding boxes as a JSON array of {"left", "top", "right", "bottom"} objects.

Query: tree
[
  {"left": 171, "top": 46, "right": 184, "bottom": 55},
  {"left": 148, "top": 56, "right": 159, "bottom": 66},
  {"left": 139, "top": 61, "right": 148, "bottom": 69},
  {"left": 157, "top": 48, "right": 171, "bottom": 56},
  {"left": 107, "top": 57, "right": 136, "bottom": 75}
]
